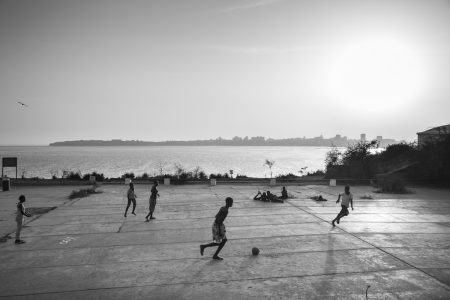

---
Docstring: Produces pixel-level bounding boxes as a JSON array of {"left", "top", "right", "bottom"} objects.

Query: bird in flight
[{"left": 17, "top": 101, "right": 28, "bottom": 107}]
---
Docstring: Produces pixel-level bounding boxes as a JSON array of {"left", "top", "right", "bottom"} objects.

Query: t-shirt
[
  {"left": 151, "top": 186, "right": 158, "bottom": 198},
  {"left": 16, "top": 203, "right": 25, "bottom": 223},
  {"left": 340, "top": 192, "right": 353, "bottom": 208},
  {"left": 127, "top": 189, "right": 136, "bottom": 200},
  {"left": 215, "top": 206, "right": 229, "bottom": 224}
]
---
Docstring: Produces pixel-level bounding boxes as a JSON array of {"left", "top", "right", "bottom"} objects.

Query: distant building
[
  {"left": 360, "top": 133, "right": 366, "bottom": 142},
  {"left": 417, "top": 124, "right": 450, "bottom": 147}
]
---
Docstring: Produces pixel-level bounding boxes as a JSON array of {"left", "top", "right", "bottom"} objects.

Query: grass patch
[{"left": 68, "top": 186, "right": 102, "bottom": 199}]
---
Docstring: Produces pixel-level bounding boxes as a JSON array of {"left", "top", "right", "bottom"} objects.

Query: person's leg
[
  {"left": 336, "top": 206, "right": 348, "bottom": 224},
  {"left": 15, "top": 221, "right": 23, "bottom": 243},
  {"left": 124, "top": 199, "right": 131, "bottom": 217},
  {"left": 149, "top": 199, "right": 156, "bottom": 219},
  {"left": 131, "top": 199, "right": 136, "bottom": 215},
  {"left": 212, "top": 238, "right": 227, "bottom": 260},
  {"left": 200, "top": 242, "right": 219, "bottom": 255}
]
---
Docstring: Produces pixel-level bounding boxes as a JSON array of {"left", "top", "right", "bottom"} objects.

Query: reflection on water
[{"left": 0, "top": 146, "right": 340, "bottom": 179}]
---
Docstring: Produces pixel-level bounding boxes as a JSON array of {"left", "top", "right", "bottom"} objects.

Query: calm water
[{"left": 0, "top": 146, "right": 338, "bottom": 179}]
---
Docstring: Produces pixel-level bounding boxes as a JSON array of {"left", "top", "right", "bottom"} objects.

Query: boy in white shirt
[{"left": 332, "top": 185, "right": 353, "bottom": 227}]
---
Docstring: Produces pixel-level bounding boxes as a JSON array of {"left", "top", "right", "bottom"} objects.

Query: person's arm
[
  {"left": 20, "top": 204, "right": 31, "bottom": 217},
  {"left": 350, "top": 195, "right": 354, "bottom": 210},
  {"left": 336, "top": 194, "right": 341, "bottom": 203}
]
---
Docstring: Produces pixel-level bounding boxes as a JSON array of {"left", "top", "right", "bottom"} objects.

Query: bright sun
[{"left": 329, "top": 38, "right": 427, "bottom": 111}]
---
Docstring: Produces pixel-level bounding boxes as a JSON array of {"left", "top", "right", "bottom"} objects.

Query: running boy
[
  {"left": 15, "top": 195, "right": 32, "bottom": 244},
  {"left": 200, "top": 197, "right": 233, "bottom": 260},
  {"left": 124, "top": 182, "right": 137, "bottom": 217},
  {"left": 332, "top": 185, "right": 353, "bottom": 227}
]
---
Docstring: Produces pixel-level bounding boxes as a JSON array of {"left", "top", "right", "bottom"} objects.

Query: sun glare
[{"left": 329, "top": 38, "right": 427, "bottom": 112}]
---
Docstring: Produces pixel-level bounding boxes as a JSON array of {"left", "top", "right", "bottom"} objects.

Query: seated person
[
  {"left": 253, "top": 191, "right": 269, "bottom": 201},
  {"left": 280, "top": 186, "right": 288, "bottom": 200}
]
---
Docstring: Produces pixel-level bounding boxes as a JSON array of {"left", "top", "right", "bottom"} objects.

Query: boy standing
[
  {"left": 15, "top": 195, "right": 31, "bottom": 244},
  {"left": 200, "top": 197, "right": 233, "bottom": 260},
  {"left": 332, "top": 185, "right": 353, "bottom": 227}
]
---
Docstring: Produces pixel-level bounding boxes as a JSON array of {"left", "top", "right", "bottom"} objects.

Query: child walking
[
  {"left": 332, "top": 185, "right": 353, "bottom": 227},
  {"left": 124, "top": 182, "right": 137, "bottom": 217},
  {"left": 145, "top": 181, "right": 160, "bottom": 221},
  {"left": 15, "top": 195, "right": 31, "bottom": 244},
  {"left": 200, "top": 197, "right": 233, "bottom": 260}
]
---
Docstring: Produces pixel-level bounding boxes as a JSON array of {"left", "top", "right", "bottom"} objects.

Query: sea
[{"left": 0, "top": 146, "right": 340, "bottom": 179}]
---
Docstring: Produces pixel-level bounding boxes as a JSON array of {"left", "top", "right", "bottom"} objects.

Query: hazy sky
[{"left": 1, "top": 0, "right": 449, "bottom": 145}]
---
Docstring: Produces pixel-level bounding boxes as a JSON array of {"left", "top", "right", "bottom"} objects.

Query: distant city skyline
[
  {"left": 48, "top": 133, "right": 400, "bottom": 148},
  {"left": 1, "top": 0, "right": 449, "bottom": 145}
]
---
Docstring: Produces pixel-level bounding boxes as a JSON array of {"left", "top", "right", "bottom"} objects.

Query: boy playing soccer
[
  {"left": 200, "top": 197, "right": 233, "bottom": 260},
  {"left": 15, "top": 195, "right": 32, "bottom": 244},
  {"left": 332, "top": 185, "right": 353, "bottom": 227}
]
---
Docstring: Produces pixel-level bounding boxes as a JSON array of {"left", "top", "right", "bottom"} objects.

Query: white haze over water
[{"left": 0, "top": 146, "right": 339, "bottom": 179}]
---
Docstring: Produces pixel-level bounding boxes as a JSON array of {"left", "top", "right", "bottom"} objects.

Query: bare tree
[
  {"left": 193, "top": 166, "right": 203, "bottom": 179},
  {"left": 264, "top": 159, "right": 275, "bottom": 178},
  {"left": 155, "top": 161, "right": 168, "bottom": 177},
  {"left": 173, "top": 163, "right": 185, "bottom": 179}
]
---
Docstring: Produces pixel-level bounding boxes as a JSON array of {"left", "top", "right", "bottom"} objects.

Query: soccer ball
[{"left": 252, "top": 247, "right": 260, "bottom": 255}]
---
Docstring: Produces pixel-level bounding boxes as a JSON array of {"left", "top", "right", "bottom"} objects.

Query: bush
[
  {"left": 121, "top": 172, "right": 135, "bottom": 179},
  {"left": 82, "top": 172, "right": 105, "bottom": 181},
  {"left": 376, "top": 176, "right": 408, "bottom": 193},
  {"left": 276, "top": 173, "right": 299, "bottom": 179},
  {"left": 209, "top": 173, "right": 230, "bottom": 179},
  {"left": 67, "top": 171, "right": 82, "bottom": 180}
]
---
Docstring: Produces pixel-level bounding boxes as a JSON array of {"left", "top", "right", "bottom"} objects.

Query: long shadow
[{"left": 317, "top": 234, "right": 338, "bottom": 297}]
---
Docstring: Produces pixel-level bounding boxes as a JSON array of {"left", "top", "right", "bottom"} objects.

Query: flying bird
[{"left": 17, "top": 101, "right": 28, "bottom": 107}]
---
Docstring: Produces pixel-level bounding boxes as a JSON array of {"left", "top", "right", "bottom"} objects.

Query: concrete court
[{"left": 0, "top": 184, "right": 450, "bottom": 299}]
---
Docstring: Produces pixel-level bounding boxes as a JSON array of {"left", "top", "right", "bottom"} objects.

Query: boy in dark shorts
[
  {"left": 200, "top": 197, "right": 233, "bottom": 260},
  {"left": 332, "top": 185, "right": 353, "bottom": 227}
]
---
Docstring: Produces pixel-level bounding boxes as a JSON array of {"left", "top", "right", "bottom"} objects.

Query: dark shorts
[{"left": 339, "top": 205, "right": 349, "bottom": 216}]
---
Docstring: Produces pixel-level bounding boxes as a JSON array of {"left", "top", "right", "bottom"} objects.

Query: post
[{"left": 164, "top": 178, "right": 170, "bottom": 185}]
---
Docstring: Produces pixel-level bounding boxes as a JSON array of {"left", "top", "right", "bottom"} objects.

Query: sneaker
[
  {"left": 132, "top": 212, "right": 136, "bottom": 216},
  {"left": 150, "top": 216, "right": 155, "bottom": 219},
  {"left": 15, "top": 240, "right": 25, "bottom": 244},
  {"left": 200, "top": 245, "right": 205, "bottom": 256},
  {"left": 145, "top": 218, "right": 150, "bottom": 222},
  {"left": 124, "top": 213, "right": 127, "bottom": 218},
  {"left": 332, "top": 220, "right": 335, "bottom": 227},
  {"left": 337, "top": 219, "right": 340, "bottom": 224},
  {"left": 212, "top": 255, "right": 223, "bottom": 260}
]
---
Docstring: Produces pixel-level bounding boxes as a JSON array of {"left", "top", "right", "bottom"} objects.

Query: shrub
[
  {"left": 67, "top": 171, "right": 82, "bottom": 180},
  {"left": 121, "top": 172, "right": 135, "bottom": 179},
  {"left": 82, "top": 172, "right": 105, "bottom": 181},
  {"left": 376, "top": 176, "right": 408, "bottom": 193},
  {"left": 276, "top": 173, "right": 299, "bottom": 179}
]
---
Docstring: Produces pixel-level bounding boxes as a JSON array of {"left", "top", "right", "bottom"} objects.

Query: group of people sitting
[{"left": 253, "top": 186, "right": 288, "bottom": 203}]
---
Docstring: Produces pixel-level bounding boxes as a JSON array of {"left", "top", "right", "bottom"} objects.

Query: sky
[{"left": 0, "top": 0, "right": 449, "bottom": 145}]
